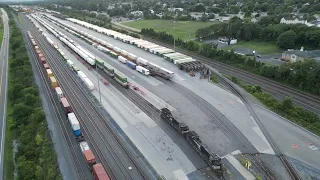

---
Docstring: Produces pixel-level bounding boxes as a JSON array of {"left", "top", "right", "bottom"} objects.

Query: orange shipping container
[
  {"left": 50, "top": 76, "right": 58, "bottom": 88},
  {"left": 46, "top": 69, "right": 53, "bottom": 77}
]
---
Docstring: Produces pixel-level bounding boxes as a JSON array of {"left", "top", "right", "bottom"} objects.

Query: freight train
[
  {"left": 160, "top": 108, "right": 223, "bottom": 172},
  {"left": 28, "top": 30, "right": 109, "bottom": 180},
  {"left": 56, "top": 15, "right": 205, "bottom": 72},
  {"left": 41, "top": 14, "right": 176, "bottom": 80},
  {"left": 29, "top": 14, "right": 131, "bottom": 89}
]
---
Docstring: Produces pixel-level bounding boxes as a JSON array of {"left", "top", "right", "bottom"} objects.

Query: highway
[{"left": 0, "top": 8, "right": 9, "bottom": 179}]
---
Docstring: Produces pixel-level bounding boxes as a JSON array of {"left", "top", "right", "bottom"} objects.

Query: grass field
[
  {"left": 222, "top": 41, "right": 281, "bottom": 54},
  {"left": 122, "top": 20, "right": 215, "bottom": 40}
]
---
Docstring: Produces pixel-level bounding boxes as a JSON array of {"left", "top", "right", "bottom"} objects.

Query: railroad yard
[{"left": 12, "top": 8, "right": 320, "bottom": 180}]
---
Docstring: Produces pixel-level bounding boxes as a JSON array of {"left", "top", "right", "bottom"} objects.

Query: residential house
[
  {"left": 280, "top": 17, "right": 311, "bottom": 26},
  {"left": 168, "top": 8, "right": 184, "bottom": 12},
  {"left": 190, "top": 12, "right": 208, "bottom": 20},
  {"left": 281, "top": 49, "right": 320, "bottom": 62}
]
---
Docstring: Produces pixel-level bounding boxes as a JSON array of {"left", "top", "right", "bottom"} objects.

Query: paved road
[{"left": 0, "top": 8, "right": 9, "bottom": 179}]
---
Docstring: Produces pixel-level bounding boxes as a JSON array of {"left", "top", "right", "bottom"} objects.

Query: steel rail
[
  {"left": 21, "top": 26, "right": 89, "bottom": 180},
  {"left": 25, "top": 14, "right": 151, "bottom": 180}
]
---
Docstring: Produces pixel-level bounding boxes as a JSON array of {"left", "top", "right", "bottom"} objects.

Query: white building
[
  {"left": 168, "top": 8, "right": 184, "bottom": 12},
  {"left": 130, "top": 11, "right": 143, "bottom": 17},
  {"left": 280, "top": 17, "right": 313, "bottom": 26}
]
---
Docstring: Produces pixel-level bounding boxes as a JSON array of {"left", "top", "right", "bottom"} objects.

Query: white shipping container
[
  {"left": 128, "top": 53, "right": 137, "bottom": 61},
  {"left": 77, "top": 71, "right": 87, "bottom": 81},
  {"left": 86, "top": 57, "right": 95, "bottom": 66},
  {"left": 83, "top": 77, "right": 94, "bottom": 90},
  {"left": 136, "top": 66, "right": 150, "bottom": 75},
  {"left": 67, "top": 113, "right": 80, "bottom": 131},
  {"left": 55, "top": 87, "right": 63, "bottom": 99},
  {"left": 137, "top": 57, "right": 148, "bottom": 65},
  {"left": 118, "top": 56, "right": 127, "bottom": 64},
  {"left": 121, "top": 50, "right": 128, "bottom": 57},
  {"left": 67, "top": 60, "right": 74, "bottom": 67},
  {"left": 79, "top": 141, "right": 90, "bottom": 152}
]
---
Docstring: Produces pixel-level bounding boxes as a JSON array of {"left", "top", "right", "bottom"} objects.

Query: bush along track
[
  {"left": 4, "top": 14, "right": 61, "bottom": 180},
  {"left": 228, "top": 75, "right": 320, "bottom": 136},
  {"left": 141, "top": 28, "right": 320, "bottom": 97}
]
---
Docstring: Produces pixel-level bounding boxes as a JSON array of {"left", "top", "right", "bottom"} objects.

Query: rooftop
[{"left": 285, "top": 50, "right": 320, "bottom": 58}]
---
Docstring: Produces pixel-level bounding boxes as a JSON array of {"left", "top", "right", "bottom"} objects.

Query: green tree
[{"left": 276, "top": 30, "right": 297, "bottom": 49}]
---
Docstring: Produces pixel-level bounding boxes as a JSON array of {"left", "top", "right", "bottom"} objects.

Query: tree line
[
  {"left": 141, "top": 28, "right": 320, "bottom": 96},
  {"left": 6, "top": 13, "right": 61, "bottom": 180},
  {"left": 196, "top": 17, "right": 320, "bottom": 50}
]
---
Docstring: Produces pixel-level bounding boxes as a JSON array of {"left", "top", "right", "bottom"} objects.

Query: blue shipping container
[
  {"left": 127, "top": 61, "right": 136, "bottom": 70},
  {"left": 73, "top": 129, "right": 81, "bottom": 137}
]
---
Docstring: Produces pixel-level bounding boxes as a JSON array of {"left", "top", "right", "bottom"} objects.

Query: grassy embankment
[
  {"left": 122, "top": 19, "right": 215, "bottom": 40},
  {"left": 222, "top": 41, "right": 281, "bottom": 54},
  {"left": 4, "top": 11, "right": 62, "bottom": 180}
]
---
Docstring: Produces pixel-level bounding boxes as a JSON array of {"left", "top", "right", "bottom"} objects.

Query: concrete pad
[{"left": 224, "top": 154, "right": 256, "bottom": 180}]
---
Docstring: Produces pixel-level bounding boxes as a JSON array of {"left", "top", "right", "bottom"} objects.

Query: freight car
[
  {"left": 114, "top": 70, "right": 129, "bottom": 88},
  {"left": 92, "top": 163, "right": 110, "bottom": 180},
  {"left": 67, "top": 112, "right": 84, "bottom": 141},
  {"left": 60, "top": 97, "right": 71, "bottom": 114},
  {"left": 79, "top": 141, "right": 96, "bottom": 169},
  {"left": 160, "top": 108, "right": 223, "bottom": 172},
  {"left": 146, "top": 62, "right": 174, "bottom": 80}
]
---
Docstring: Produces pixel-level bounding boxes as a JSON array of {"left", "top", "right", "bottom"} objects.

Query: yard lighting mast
[
  {"left": 174, "top": 17, "right": 176, "bottom": 52},
  {"left": 95, "top": 61, "right": 102, "bottom": 104}
]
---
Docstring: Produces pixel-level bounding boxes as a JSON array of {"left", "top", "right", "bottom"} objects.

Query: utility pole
[{"left": 95, "top": 62, "right": 102, "bottom": 104}]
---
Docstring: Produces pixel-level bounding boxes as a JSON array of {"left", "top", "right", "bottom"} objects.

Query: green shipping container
[
  {"left": 114, "top": 70, "right": 127, "bottom": 83},
  {"left": 96, "top": 58, "right": 104, "bottom": 69}
]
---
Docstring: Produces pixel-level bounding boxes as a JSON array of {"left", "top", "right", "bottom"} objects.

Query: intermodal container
[
  {"left": 67, "top": 113, "right": 81, "bottom": 136},
  {"left": 40, "top": 57, "right": 46, "bottom": 64},
  {"left": 126, "top": 61, "right": 136, "bottom": 70},
  {"left": 46, "top": 69, "right": 53, "bottom": 77},
  {"left": 55, "top": 87, "right": 63, "bottom": 99},
  {"left": 117, "top": 56, "right": 127, "bottom": 64},
  {"left": 79, "top": 142, "right": 96, "bottom": 167},
  {"left": 50, "top": 76, "right": 58, "bottom": 88},
  {"left": 39, "top": 53, "right": 44, "bottom": 59},
  {"left": 43, "top": 63, "right": 49, "bottom": 69},
  {"left": 84, "top": 150, "right": 96, "bottom": 168},
  {"left": 137, "top": 57, "right": 148, "bottom": 66},
  {"left": 60, "top": 97, "right": 71, "bottom": 113},
  {"left": 92, "top": 163, "right": 110, "bottom": 180}
]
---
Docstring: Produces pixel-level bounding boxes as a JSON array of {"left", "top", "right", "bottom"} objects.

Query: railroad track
[
  {"left": 141, "top": 37, "right": 320, "bottom": 116},
  {"left": 41, "top": 15, "right": 302, "bottom": 179},
  {"left": 21, "top": 15, "right": 150, "bottom": 180},
  {"left": 157, "top": 78, "right": 277, "bottom": 179},
  {"left": 40, "top": 16, "right": 227, "bottom": 179},
  {"left": 219, "top": 75, "right": 301, "bottom": 180},
  {"left": 18, "top": 19, "right": 90, "bottom": 180}
]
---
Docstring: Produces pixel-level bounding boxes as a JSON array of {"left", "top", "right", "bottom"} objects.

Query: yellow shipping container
[
  {"left": 46, "top": 69, "right": 53, "bottom": 78},
  {"left": 50, "top": 76, "right": 58, "bottom": 88}
]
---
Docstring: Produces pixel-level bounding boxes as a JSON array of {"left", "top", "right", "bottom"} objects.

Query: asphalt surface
[
  {"left": 50, "top": 16, "right": 274, "bottom": 155},
  {"left": 254, "top": 104, "right": 320, "bottom": 171},
  {"left": 0, "top": 8, "right": 9, "bottom": 179}
]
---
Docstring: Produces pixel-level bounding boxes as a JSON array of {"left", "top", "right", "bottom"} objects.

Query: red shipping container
[
  {"left": 92, "top": 163, "right": 109, "bottom": 180},
  {"left": 83, "top": 150, "right": 96, "bottom": 168},
  {"left": 43, "top": 63, "right": 50, "bottom": 69},
  {"left": 60, "top": 97, "right": 71, "bottom": 113},
  {"left": 40, "top": 57, "right": 46, "bottom": 64}
]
